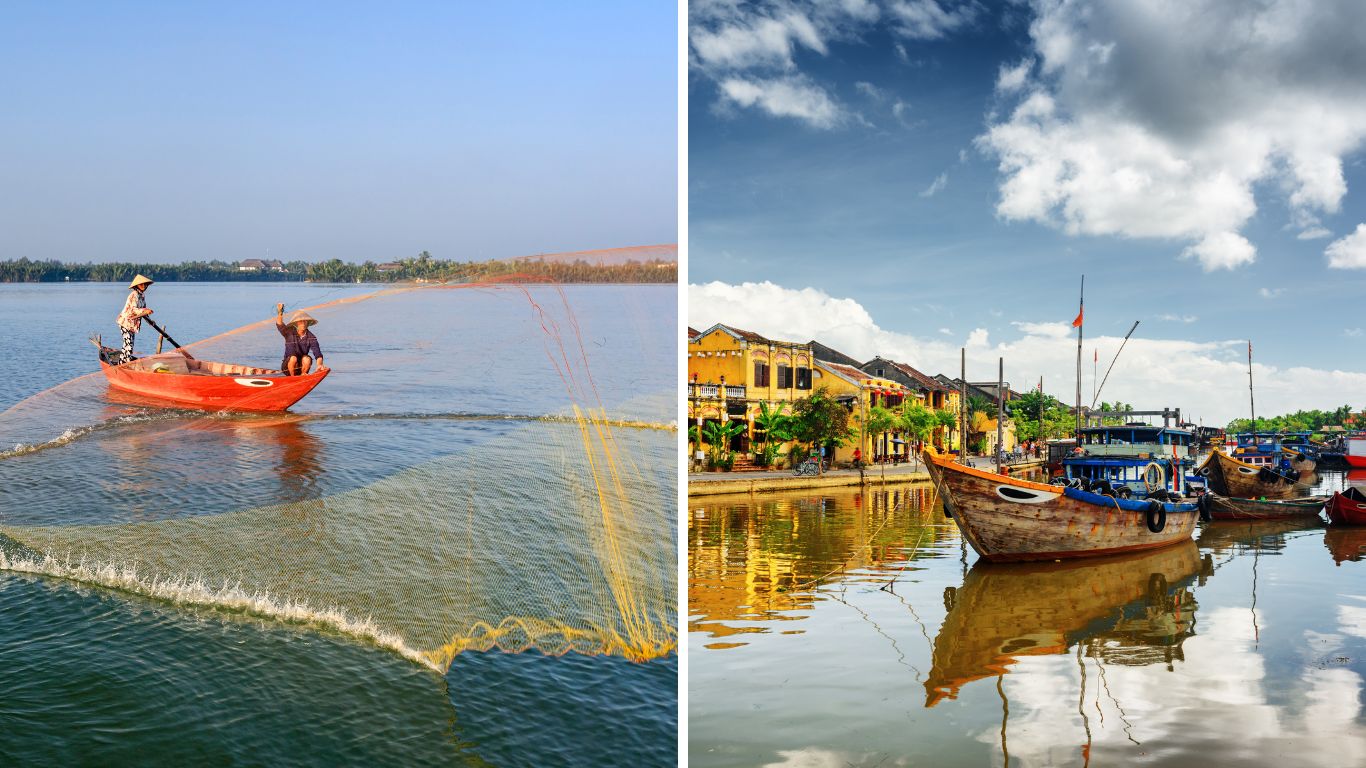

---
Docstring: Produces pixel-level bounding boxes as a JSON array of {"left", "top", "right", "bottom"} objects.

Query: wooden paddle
[{"left": 143, "top": 316, "right": 194, "bottom": 359}]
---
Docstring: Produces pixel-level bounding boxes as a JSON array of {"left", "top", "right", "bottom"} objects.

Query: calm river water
[
  {"left": 0, "top": 282, "right": 676, "bottom": 767},
  {"left": 689, "top": 477, "right": 1366, "bottom": 768}
]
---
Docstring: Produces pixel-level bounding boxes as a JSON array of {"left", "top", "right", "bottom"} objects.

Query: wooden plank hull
[
  {"left": 99, "top": 353, "right": 327, "bottom": 412},
  {"left": 1327, "top": 490, "right": 1366, "bottom": 526},
  {"left": 925, "top": 540, "right": 1202, "bottom": 706},
  {"left": 1205, "top": 492, "right": 1325, "bottom": 521},
  {"left": 924, "top": 450, "right": 1198, "bottom": 563},
  {"left": 1197, "top": 450, "right": 1309, "bottom": 500}
]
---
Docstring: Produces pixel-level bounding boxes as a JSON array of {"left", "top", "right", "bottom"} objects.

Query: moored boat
[
  {"left": 923, "top": 449, "right": 1199, "bottom": 563},
  {"left": 1062, "top": 423, "right": 1195, "bottom": 497},
  {"left": 1347, "top": 433, "right": 1366, "bottom": 469},
  {"left": 1201, "top": 492, "right": 1325, "bottom": 521},
  {"left": 97, "top": 346, "right": 328, "bottom": 412},
  {"left": 1326, "top": 487, "right": 1366, "bottom": 526},
  {"left": 1196, "top": 450, "right": 1310, "bottom": 500}
]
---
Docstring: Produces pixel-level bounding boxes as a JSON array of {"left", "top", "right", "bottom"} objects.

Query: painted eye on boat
[
  {"left": 233, "top": 378, "right": 274, "bottom": 388},
  {"left": 994, "top": 486, "right": 1059, "bottom": 504},
  {"left": 1237, "top": 467, "right": 1257, "bottom": 474}
]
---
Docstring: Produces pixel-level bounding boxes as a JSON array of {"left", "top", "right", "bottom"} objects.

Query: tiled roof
[
  {"left": 687, "top": 327, "right": 700, "bottom": 338},
  {"left": 885, "top": 358, "right": 948, "bottom": 393}
]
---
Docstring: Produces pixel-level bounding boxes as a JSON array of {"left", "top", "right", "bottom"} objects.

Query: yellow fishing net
[{"left": 0, "top": 273, "right": 676, "bottom": 672}]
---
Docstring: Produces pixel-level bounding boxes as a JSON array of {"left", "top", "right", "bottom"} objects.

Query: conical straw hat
[
  {"left": 128, "top": 274, "right": 154, "bottom": 289},
  {"left": 288, "top": 311, "right": 318, "bottom": 327}
]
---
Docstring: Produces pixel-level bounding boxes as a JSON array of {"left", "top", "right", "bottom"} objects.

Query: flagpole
[
  {"left": 1248, "top": 340, "right": 1256, "bottom": 433},
  {"left": 1074, "top": 275, "right": 1084, "bottom": 440}
]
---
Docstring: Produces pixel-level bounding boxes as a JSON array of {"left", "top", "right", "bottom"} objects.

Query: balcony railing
[{"left": 689, "top": 383, "right": 749, "bottom": 400}]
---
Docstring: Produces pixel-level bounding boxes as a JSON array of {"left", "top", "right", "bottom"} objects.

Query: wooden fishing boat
[
  {"left": 1326, "top": 487, "right": 1366, "bottom": 526},
  {"left": 923, "top": 449, "right": 1199, "bottom": 562},
  {"left": 1201, "top": 491, "right": 1325, "bottom": 521},
  {"left": 97, "top": 347, "right": 328, "bottom": 412},
  {"left": 1347, "top": 434, "right": 1366, "bottom": 469},
  {"left": 1195, "top": 450, "right": 1310, "bottom": 500},
  {"left": 925, "top": 541, "right": 1202, "bottom": 706}
]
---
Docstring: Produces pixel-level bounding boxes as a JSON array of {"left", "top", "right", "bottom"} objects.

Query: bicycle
[{"left": 793, "top": 458, "right": 821, "bottom": 476}]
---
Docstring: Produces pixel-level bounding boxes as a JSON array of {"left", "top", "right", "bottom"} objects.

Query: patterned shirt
[{"left": 116, "top": 289, "right": 149, "bottom": 332}]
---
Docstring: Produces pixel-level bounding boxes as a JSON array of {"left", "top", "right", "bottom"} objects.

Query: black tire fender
[
  {"left": 1145, "top": 499, "right": 1167, "bottom": 533},
  {"left": 1197, "top": 492, "right": 1213, "bottom": 522}
]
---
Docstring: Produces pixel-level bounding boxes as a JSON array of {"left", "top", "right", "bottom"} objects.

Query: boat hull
[
  {"left": 1205, "top": 492, "right": 1325, "bottom": 521},
  {"left": 1327, "top": 491, "right": 1366, "bottom": 526},
  {"left": 924, "top": 450, "right": 1198, "bottom": 563},
  {"left": 1197, "top": 450, "right": 1308, "bottom": 500},
  {"left": 99, "top": 353, "right": 327, "bottom": 412}
]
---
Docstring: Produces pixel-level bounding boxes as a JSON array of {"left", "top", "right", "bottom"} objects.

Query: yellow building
[
  {"left": 812, "top": 360, "right": 916, "bottom": 465},
  {"left": 687, "top": 324, "right": 815, "bottom": 467}
]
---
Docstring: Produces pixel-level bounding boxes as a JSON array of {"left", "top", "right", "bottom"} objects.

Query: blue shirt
[{"left": 277, "top": 323, "right": 322, "bottom": 360}]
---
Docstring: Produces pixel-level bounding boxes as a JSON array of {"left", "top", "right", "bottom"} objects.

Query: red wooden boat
[
  {"left": 923, "top": 449, "right": 1198, "bottom": 563},
  {"left": 1347, "top": 434, "right": 1366, "bottom": 469},
  {"left": 1326, "top": 487, "right": 1366, "bottom": 526},
  {"left": 98, "top": 347, "right": 328, "bottom": 412}
]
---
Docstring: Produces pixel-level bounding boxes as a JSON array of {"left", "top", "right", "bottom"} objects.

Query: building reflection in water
[{"left": 689, "top": 487, "right": 950, "bottom": 649}]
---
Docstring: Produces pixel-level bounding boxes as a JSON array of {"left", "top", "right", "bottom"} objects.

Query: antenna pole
[
  {"left": 1074, "top": 275, "right": 1084, "bottom": 441},
  {"left": 1091, "top": 320, "right": 1140, "bottom": 409}
]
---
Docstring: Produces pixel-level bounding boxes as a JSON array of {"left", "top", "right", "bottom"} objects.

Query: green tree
[
  {"left": 752, "top": 401, "right": 795, "bottom": 468},
  {"left": 862, "top": 405, "right": 897, "bottom": 479},
  {"left": 899, "top": 403, "right": 937, "bottom": 469},
  {"left": 701, "top": 420, "right": 744, "bottom": 470},
  {"left": 790, "top": 387, "right": 853, "bottom": 474}
]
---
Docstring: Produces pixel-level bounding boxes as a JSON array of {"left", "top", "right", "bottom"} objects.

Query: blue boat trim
[{"left": 1062, "top": 486, "right": 1197, "bottom": 513}]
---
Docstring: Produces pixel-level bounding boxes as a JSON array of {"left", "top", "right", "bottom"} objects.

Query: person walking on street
[{"left": 115, "top": 274, "right": 155, "bottom": 363}]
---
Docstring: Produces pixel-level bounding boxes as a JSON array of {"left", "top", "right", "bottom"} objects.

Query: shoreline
[{"left": 688, "top": 458, "right": 1048, "bottom": 497}]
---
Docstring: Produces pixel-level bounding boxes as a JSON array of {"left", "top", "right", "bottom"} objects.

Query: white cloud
[
  {"left": 979, "top": 0, "right": 1366, "bottom": 269},
  {"left": 1346, "top": 328, "right": 1364, "bottom": 338},
  {"left": 888, "top": 0, "right": 982, "bottom": 40},
  {"left": 1327, "top": 224, "right": 1366, "bottom": 269},
  {"left": 1158, "top": 313, "right": 1198, "bottom": 323},
  {"left": 690, "top": 280, "right": 1366, "bottom": 424},
  {"left": 1181, "top": 232, "right": 1257, "bottom": 271},
  {"left": 920, "top": 172, "right": 948, "bottom": 197},
  {"left": 1298, "top": 226, "right": 1332, "bottom": 240},
  {"left": 1259, "top": 287, "right": 1284, "bottom": 299},
  {"left": 854, "top": 81, "right": 884, "bottom": 100},
  {"left": 996, "top": 60, "right": 1031, "bottom": 93},
  {"left": 691, "top": 0, "right": 979, "bottom": 127},
  {"left": 719, "top": 76, "right": 843, "bottom": 128},
  {"left": 937, "top": 327, "right": 952, "bottom": 335}
]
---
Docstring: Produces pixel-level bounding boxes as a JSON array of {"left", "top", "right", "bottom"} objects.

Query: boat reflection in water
[
  {"left": 925, "top": 540, "right": 1207, "bottom": 707},
  {"left": 1325, "top": 528, "right": 1366, "bottom": 564},
  {"left": 1196, "top": 517, "right": 1325, "bottom": 555}
]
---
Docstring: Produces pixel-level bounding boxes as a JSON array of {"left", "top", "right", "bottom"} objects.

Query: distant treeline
[
  {"left": 0, "top": 252, "right": 677, "bottom": 284},
  {"left": 1225, "top": 405, "right": 1354, "bottom": 434}
]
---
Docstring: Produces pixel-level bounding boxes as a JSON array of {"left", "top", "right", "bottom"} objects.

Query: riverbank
[{"left": 688, "top": 457, "right": 1047, "bottom": 496}]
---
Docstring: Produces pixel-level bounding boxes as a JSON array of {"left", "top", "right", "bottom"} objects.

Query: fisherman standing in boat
[
  {"left": 115, "top": 274, "right": 155, "bottom": 363},
  {"left": 275, "top": 303, "right": 325, "bottom": 376}
]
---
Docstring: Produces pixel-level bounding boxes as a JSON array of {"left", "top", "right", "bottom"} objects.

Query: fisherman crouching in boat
[
  {"left": 275, "top": 303, "right": 325, "bottom": 376},
  {"left": 115, "top": 274, "right": 155, "bottom": 363}
]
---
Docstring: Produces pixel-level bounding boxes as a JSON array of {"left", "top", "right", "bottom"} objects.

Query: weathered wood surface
[
  {"left": 1198, "top": 450, "right": 1311, "bottom": 500},
  {"left": 925, "top": 541, "right": 1201, "bottom": 706},
  {"left": 924, "top": 451, "right": 1198, "bottom": 562},
  {"left": 1206, "top": 492, "right": 1325, "bottom": 521}
]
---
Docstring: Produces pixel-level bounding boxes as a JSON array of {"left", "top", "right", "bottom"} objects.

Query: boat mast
[
  {"left": 1074, "top": 275, "right": 1084, "bottom": 440},
  {"left": 1248, "top": 340, "right": 1256, "bottom": 433},
  {"left": 996, "top": 357, "right": 1004, "bottom": 474}
]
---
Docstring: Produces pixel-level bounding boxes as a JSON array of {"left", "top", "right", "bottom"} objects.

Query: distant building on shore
[{"left": 238, "top": 259, "right": 285, "bottom": 272}]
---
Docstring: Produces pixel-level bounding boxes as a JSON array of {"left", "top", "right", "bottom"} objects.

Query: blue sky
[
  {"left": 0, "top": 1, "right": 676, "bottom": 265},
  {"left": 688, "top": 0, "right": 1366, "bottom": 425}
]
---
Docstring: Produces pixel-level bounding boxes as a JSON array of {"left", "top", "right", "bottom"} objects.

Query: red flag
[
  {"left": 1094, "top": 348, "right": 1097, "bottom": 362},
  {"left": 1071, "top": 307, "right": 1083, "bottom": 327}
]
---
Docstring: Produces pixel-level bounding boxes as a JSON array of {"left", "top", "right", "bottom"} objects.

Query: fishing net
[{"left": 0, "top": 273, "right": 676, "bottom": 672}]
